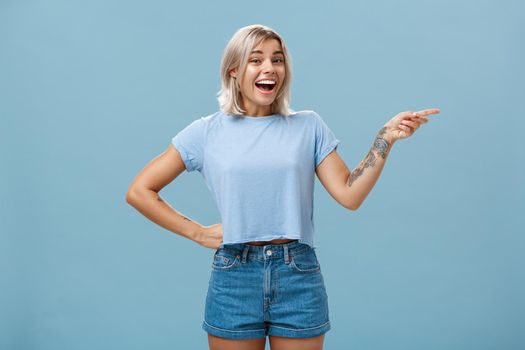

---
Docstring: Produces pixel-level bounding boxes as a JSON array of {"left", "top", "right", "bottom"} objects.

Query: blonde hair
[{"left": 216, "top": 24, "right": 293, "bottom": 116}]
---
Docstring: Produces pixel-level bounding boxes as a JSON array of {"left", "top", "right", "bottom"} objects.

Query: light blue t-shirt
[{"left": 171, "top": 110, "right": 340, "bottom": 249}]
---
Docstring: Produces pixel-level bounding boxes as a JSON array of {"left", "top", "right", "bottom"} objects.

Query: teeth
[{"left": 256, "top": 80, "right": 276, "bottom": 85}]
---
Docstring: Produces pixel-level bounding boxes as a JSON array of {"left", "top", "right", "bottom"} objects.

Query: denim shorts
[{"left": 202, "top": 240, "right": 331, "bottom": 339}]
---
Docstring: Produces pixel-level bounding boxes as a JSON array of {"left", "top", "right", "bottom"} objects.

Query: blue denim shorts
[{"left": 202, "top": 240, "right": 331, "bottom": 339}]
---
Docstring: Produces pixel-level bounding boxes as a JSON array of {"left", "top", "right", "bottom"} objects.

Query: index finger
[{"left": 414, "top": 108, "right": 440, "bottom": 117}]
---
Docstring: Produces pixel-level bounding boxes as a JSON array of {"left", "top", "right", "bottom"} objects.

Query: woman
[{"left": 126, "top": 24, "right": 440, "bottom": 350}]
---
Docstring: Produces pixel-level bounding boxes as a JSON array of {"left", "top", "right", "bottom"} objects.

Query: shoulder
[
  {"left": 285, "top": 109, "right": 320, "bottom": 123},
  {"left": 287, "top": 109, "right": 318, "bottom": 118},
  {"left": 195, "top": 111, "right": 222, "bottom": 124},
  {"left": 181, "top": 111, "right": 222, "bottom": 130},
  {"left": 285, "top": 110, "right": 324, "bottom": 129},
  {"left": 202, "top": 110, "right": 222, "bottom": 122}
]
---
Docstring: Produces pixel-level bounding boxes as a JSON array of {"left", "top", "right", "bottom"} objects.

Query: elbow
[
  {"left": 343, "top": 200, "right": 359, "bottom": 211},
  {"left": 126, "top": 187, "right": 156, "bottom": 205},
  {"left": 343, "top": 202, "right": 358, "bottom": 211},
  {"left": 348, "top": 204, "right": 359, "bottom": 211},
  {"left": 125, "top": 188, "right": 142, "bottom": 205},
  {"left": 125, "top": 191, "right": 136, "bottom": 205}
]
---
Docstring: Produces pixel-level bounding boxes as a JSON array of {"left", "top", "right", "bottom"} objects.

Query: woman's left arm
[{"left": 315, "top": 108, "right": 440, "bottom": 210}]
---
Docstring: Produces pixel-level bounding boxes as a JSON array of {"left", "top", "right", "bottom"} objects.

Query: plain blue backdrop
[{"left": 1, "top": 0, "right": 523, "bottom": 349}]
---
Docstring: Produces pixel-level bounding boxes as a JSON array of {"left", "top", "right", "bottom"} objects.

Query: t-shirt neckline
[{"left": 224, "top": 112, "right": 282, "bottom": 120}]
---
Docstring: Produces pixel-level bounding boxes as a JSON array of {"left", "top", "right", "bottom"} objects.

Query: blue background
[{"left": 1, "top": 0, "right": 523, "bottom": 349}]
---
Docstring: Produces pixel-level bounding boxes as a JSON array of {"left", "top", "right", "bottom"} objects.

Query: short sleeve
[
  {"left": 313, "top": 111, "right": 341, "bottom": 168},
  {"left": 171, "top": 118, "right": 205, "bottom": 172}
]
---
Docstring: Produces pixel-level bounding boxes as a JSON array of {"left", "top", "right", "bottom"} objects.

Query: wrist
[
  {"left": 190, "top": 224, "right": 205, "bottom": 243},
  {"left": 378, "top": 126, "right": 396, "bottom": 145},
  {"left": 382, "top": 134, "right": 396, "bottom": 146}
]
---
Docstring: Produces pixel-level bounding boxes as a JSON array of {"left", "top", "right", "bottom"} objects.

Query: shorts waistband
[{"left": 218, "top": 240, "right": 312, "bottom": 261}]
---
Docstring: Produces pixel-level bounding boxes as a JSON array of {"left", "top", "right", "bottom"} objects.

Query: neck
[{"left": 243, "top": 104, "right": 273, "bottom": 117}]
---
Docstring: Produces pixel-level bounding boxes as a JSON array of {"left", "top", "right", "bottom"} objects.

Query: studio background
[{"left": 1, "top": 0, "right": 523, "bottom": 349}]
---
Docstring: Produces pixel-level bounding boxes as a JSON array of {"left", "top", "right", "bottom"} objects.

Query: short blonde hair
[{"left": 216, "top": 24, "right": 293, "bottom": 116}]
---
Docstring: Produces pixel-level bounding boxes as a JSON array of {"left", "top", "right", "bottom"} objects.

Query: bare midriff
[{"left": 245, "top": 239, "right": 298, "bottom": 246}]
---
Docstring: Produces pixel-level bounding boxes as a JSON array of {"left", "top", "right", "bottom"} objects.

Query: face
[{"left": 230, "top": 38, "right": 286, "bottom": 116}]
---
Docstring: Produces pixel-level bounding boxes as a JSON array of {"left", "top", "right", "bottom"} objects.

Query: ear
[{"left": 229, "top": 67, "right": 238, "bottom": 79}]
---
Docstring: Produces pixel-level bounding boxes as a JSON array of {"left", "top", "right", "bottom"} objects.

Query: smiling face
[{"left": 230, "top": 38, "right": 286, "bottom": 116}]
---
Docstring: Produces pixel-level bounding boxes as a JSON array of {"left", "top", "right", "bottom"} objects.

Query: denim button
[{"left": 266, "top": 250, "right": 272, "bottom": 256}]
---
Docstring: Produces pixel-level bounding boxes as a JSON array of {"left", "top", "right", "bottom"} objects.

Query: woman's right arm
[{"left": 125, "top": 144, "right": 223, "bottom": 249}]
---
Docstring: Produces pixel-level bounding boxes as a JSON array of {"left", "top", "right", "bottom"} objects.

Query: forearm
[
  {"left": 346, "top": 127, "right": 395, "bottom": 209},
  {"left": 126, "top": 189, "right": 204, "bottom": 243}
]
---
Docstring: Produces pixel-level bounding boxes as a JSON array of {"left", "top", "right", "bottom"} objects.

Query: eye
[{"left": 249, "top": 58, "right": 284, "bottom": 64}]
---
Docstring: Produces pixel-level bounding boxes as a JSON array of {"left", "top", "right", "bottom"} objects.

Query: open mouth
[{"left": 255, "top": 80, "right": 277, "bottom": 93}]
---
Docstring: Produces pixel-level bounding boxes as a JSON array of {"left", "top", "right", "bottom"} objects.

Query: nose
[{"left": 262, "top": 60, "right": 276, "bottom": 74}]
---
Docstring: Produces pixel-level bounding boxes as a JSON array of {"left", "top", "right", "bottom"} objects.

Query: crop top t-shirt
[{"left": 171, "top": 109, "right": 340, "bottom": 249}]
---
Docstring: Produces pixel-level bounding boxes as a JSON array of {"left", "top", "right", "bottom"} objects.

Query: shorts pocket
[
  {"left": 289, "top": 249, "right": 321, "bottom": 273},
  {"left": 211, "top": 250, "right": 240, "bottom": 271}
]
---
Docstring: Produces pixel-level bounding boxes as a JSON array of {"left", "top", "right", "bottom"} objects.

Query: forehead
[{"left": 250, "top": 38, "right": 283, "bottom": 55}]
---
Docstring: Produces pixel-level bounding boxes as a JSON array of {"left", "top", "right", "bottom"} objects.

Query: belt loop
[
  {"left": 283, "top": 244, "right": 290, "bottom": 264},
  {"left": 242, "top": 245, "right": 249, "bottom": 263}
]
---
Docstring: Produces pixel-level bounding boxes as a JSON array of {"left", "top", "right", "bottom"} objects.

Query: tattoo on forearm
[
  {"left": 348, "top": 150, "right": 376, "bottom": 187},
  {"left": 347, "top": 127, "right": 391, "bottom": 188},
  {"left": 374, "top": 127, "right": 390, "bottom": 159}
]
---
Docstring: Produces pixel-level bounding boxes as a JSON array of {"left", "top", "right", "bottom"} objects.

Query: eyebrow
[{"left": 250, "top": 50, "right": 284, "bottom": 55}]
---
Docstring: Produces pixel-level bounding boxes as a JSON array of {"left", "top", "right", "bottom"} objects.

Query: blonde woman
[{"left": 126, "top": 24, "right": 440, "bottom": 350}]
